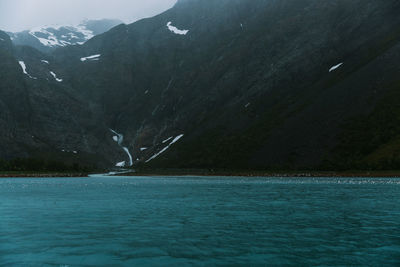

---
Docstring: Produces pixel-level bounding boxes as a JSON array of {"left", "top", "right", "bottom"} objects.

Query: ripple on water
[{"left": 0, "top": 176, "right": 399, "bottom": 266}]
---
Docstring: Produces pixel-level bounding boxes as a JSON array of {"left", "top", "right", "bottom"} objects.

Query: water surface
[{"left": 0, "top": 176, "right": 399, "bottom": 266}]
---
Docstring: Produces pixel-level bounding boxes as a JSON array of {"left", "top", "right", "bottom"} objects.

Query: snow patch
[
  {"left": 80, "top": 54, "right": 101, "bottom": 62},
  {"left": 170, "top": 134, "right": 184, "bottom": 145},
  {"left": 116, "top": 161, "right": 126, "bottom": 167},
  {"left": 329, "top": 62, "right": 343, "bottom": 72},
  {"left": 18, "top": 61, "right": 37, "bottom": 79},
  {"left": 41, "top": 60, "right": 49, "bottom": 64},
  {"left": 110, "top": 129, "right": 123, "bottom": 145},
  {"left": 162, "top": 136, "right": 173, "bottom": 144},
  {"left": 61, "top": 149, "right": 78, "bottom": 154},
  {"left": 167, "top": 22, "right": 189, "bottom": 35},
  {"left": 146, "top": 134, "right": 184, "bottom": 163},
  {"left": 140, "top": 147, "right": 148, "bottom": 151},
  {"left": 50, "top": 71, "right": 63, "bottom": 82}
]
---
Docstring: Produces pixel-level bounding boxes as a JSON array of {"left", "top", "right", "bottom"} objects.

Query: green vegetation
[{"left": 328, "top": 80, "right": 400, "bottom": 170}]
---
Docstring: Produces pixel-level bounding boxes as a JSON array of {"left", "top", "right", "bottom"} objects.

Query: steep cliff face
[{"left": 3, "top": 0, "right": 400, "bottom": 170}]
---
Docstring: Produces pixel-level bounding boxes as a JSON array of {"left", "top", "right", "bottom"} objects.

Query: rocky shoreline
[
  {"left": 0, "top": 173, "right": 88, "bottom": 178},
  {"left": 2, "top": 169, "right": 400, "bottom": 178},
  {"left": 114, "top": 169, "right": 400, "bottom": 178}
]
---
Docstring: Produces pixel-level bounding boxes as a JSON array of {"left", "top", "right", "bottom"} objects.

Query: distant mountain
[
  {"left": 2, "top": 0, "right": 400, "bottom": 171},
  {"left": 7, "top": 19, "right": 123, "bottom": 53}
]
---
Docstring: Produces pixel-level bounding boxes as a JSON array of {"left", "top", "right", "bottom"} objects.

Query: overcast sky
[{"left": 0, "top": 0, "right": 177, "bottom": 32}]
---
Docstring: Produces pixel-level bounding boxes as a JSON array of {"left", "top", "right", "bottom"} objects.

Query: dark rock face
[{"left": 2, "top": 0, "right": 400, "bottom": 170}]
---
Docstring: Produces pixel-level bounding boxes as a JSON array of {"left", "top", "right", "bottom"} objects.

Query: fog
[{"left": 0, "top": 0, "right": 177, "bottom": 32}]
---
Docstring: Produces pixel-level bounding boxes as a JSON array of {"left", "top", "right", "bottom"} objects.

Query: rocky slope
[{"left": 2, "top": 0, "right": 400, "bottom": 170}]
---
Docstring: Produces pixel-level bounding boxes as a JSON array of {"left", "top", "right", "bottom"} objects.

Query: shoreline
[
  {"left": 112, "top": 169, "right": 400, "bottom": 178},
  {"left": 1, "top": 169, "right": 400, "bottom": 178},
  {"left": 0, "top": 173, "right": 89, "bottom": 178}
]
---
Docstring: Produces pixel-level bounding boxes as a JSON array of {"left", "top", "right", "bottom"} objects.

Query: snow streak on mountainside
[
  {"left": 50, "top": 71, "right": 63, "bottom": 82},
  {"left": 146, "top": 135, "right": 184, "bottom": 162},
  {"left": 80, "top": 54, "right": 101, "bottom": 62},
  {"left": 110, "top": 129, "right": 133, "bottom": 167},
  {"left": 18, "top": 61, "right": 37, "bottom": 79},
  {"left": 166, "top": 22, "right": 189, "bottom": 35},
  {"left": 329, "top": 63, "right": 344, "bottom": 72}
]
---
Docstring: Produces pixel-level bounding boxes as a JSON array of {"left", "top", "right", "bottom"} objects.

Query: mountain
[
  {"left": 0, "top": 30, "right": 120, "bottom": 168},
  {"left": 7, "top": 19, "right": 123, "bottom": 53},
  {"left": 2, "top": 0, "right": 400, "bottom": 171}
]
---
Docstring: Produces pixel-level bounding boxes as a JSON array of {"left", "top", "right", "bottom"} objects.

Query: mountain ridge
[{"left": 2, "top": 0, "right": 400, "bottom": 170}]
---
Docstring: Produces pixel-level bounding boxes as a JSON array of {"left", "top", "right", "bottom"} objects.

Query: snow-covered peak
[
  {"left": 28, "top": 24, "right": 94, "bottom": 48},
  {"left": 116, "top": 161, "right": 126, "bottom": 167},
  {"left": 8, "top": 19, "right": 122, "bottom": 52}
]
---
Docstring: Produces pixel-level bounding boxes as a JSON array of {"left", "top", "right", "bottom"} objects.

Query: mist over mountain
[{"left": 2, "top": 0, "right": 400, "bottom": 171}]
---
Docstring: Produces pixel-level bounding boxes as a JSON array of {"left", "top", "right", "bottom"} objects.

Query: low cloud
[{"left": 0, "top": 0, "right": 177, "bottom": 32}]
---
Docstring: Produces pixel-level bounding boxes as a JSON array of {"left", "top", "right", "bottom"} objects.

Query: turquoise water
[{"left": 0, "top": 176, "right": 399, "bottom": 266}]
